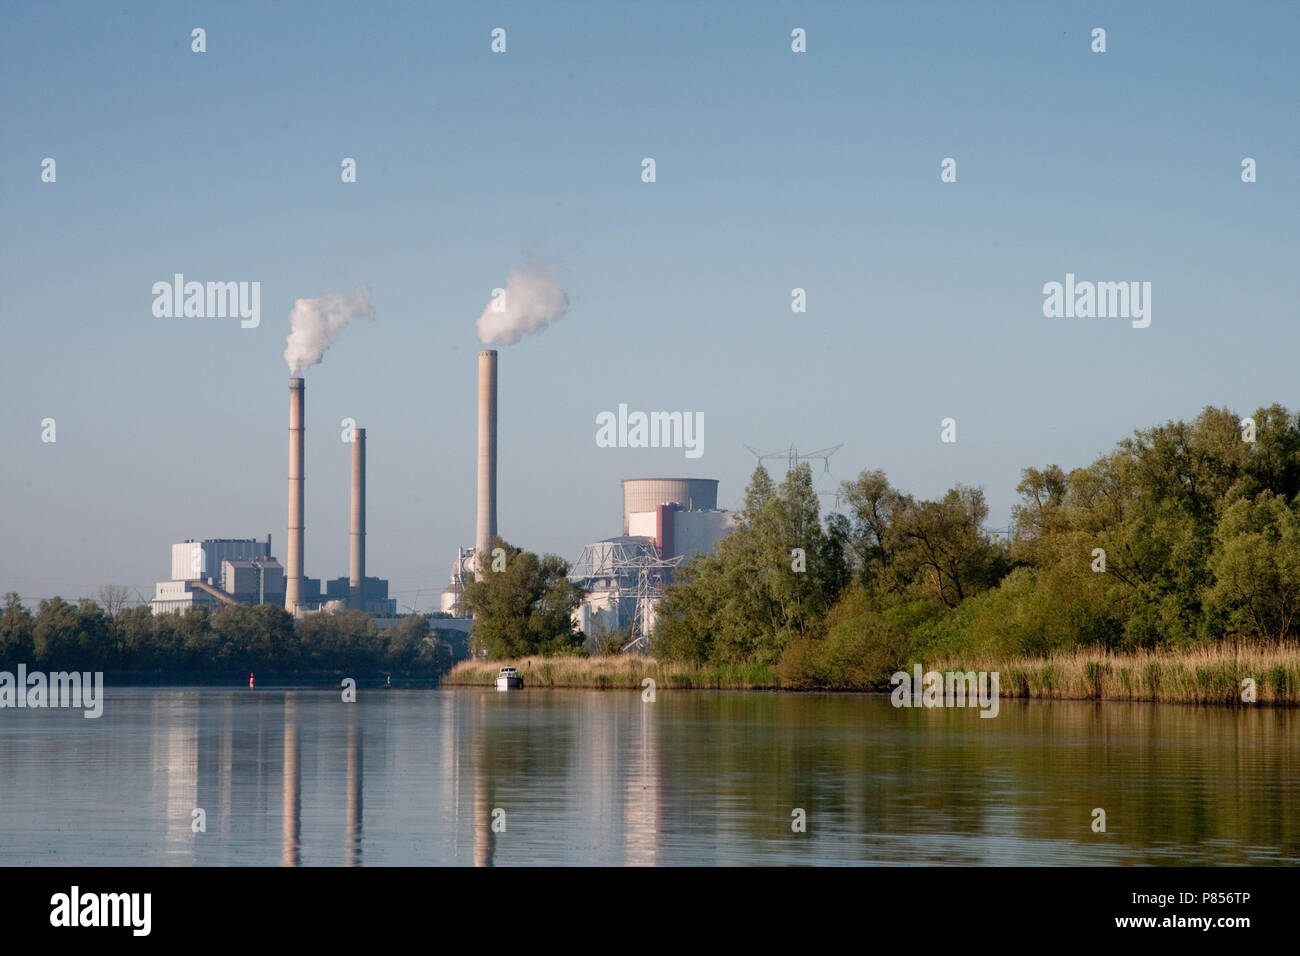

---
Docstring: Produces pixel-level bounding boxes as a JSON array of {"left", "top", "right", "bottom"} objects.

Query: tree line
[
  {"left": 0, "top": 597, "right": 452, "bottom": 678},
  {"left": 654, "top": 403, "right": 1300, "bottom": 687}
]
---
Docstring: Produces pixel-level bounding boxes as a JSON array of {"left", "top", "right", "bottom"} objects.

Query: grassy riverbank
[
  {"left": 446, "top": 644, "right": 1300, "bottom": 704},
  {"left": 443, "top": 656, "right": 778, "bottom": 689},
  {"left": 929, "top": 645, "right": 1299, "bottom": 705}
]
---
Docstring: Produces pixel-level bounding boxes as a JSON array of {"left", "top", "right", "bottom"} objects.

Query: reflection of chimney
[
  {"left": 285, "top": 378, "right": 305, "bottom": 613},
  {"left": 474, "top": 753, "right": 495, "bottom": 868},
  {"left": 475, "top": 350, "right": 498, "bottom": 576},
  {"left": 345, "top": 717, "right": 363, "bottom": 867},
  {"left": 281, "top": 695, "right": 301, "bottom": 867},
  {"left": 349, "top": 428, "right": 366, "bottom": 610}
]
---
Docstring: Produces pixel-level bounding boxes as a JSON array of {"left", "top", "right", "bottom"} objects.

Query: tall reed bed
[
  {"left": 928, "top": 645, "right": 1298, "bottom": 705},
  {"left": 445, "top": 645, "right": 1299, "bottom": 703},
  {"left": 443, "top": 655, "right": 778, "bottom": 690}
]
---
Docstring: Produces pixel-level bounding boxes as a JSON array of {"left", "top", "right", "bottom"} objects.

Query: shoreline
[
  {"left": 25, "top": 672, "right": 446, "bottom": 689},
  {"left": 444, "top": 645, "right": 1300, "bottom": 705}
]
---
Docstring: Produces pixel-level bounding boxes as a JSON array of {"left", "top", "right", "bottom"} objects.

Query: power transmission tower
[
  {"left": 571, "top": 539, "right": 681, "bottom": 654},
  {"left": 744, "top": 443, "right": 846, "bottom": 506},
  {"left": 744, "top": 443, "right": 843, "bottom": 474},
  {"left": 617, "top": 545, "right": 682, "bottom": 654}
]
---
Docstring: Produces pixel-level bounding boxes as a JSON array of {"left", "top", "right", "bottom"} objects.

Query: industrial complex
[
  {"left": 437, "top": 353, "right": 736, "bottom": 651},
  {"left": 150, "top": 350, "right": 734, "bottom": 651},
  {"left": 148, "top": 379, "right": 394, "bottom": 618}
]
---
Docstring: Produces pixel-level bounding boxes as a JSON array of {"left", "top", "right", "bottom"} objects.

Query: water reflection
[
  {"left": 151, "top": 691, "right": 197, "bottom": 857},
  {"left": 0, "top": 688, "right": 1294, "bottom": 866},
  {"left": 280, "top": 694, "right": 300, "bottom": 867},
  {"left": 345, "top": 716, "right": 362, "bottom": 867},
  {"left": 624, "top": 703, "right": 660, "bottom": 866}
]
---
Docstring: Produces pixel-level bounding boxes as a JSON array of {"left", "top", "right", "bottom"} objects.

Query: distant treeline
[
  {"left": 654, "top": 404, "right": 1300, "bottom": 689},
  {"left": 0, "top": 597, "right": 453, "bottom": 678}
]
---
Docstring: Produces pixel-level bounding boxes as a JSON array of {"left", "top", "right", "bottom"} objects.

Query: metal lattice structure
[
  {"left": 744, "top": 442, "right": 846, "bottom": 507},
  {"left": 570, "top": 537, "right": 682, "bottom": 653},
  {"left": 744, "top": 443, "right": 843, "bottom": 475},
  {"left": 622, "top": 549, "right": 683, "bottom": 652}
]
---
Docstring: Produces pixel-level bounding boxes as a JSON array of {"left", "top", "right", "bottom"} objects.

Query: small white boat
[{"left": 495, "top": 666, "right": 524, "bottom": 691}]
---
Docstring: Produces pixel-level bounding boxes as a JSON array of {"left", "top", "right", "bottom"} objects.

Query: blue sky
[{"left": 2, "top": 1, "right": 1297, "bottom": 609}]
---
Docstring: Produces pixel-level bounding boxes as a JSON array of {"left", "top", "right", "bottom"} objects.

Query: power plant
[
  {"left": 475, "top": 349, "right": 498, "bottom": 577},
  {"left": 149, "top": 333, "right": 732, "bottom": 649},
  {"left": 349, "top": 427, "right": 366, "bottom": 611},
  {"left": 569, "top": 478, "right": 734, "bottom": 651},
  {"left": 285, "top": 377, "right": 306, "bottom": 614},
  {"left": 440, "top": 348, "right": 500, "bottom": 616},
  {"left": 148, "top": 380, "right": 393, "bottom": 618},
  {"left": 620, "top": 478, "right": 719, "bottom": 535}
]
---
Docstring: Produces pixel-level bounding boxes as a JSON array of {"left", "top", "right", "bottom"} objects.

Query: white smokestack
[
  {"left": 349, "top": 427, "right": 366, "bottom": 611},
  {"left": 284, "top": 287, "right": 375, "bottom": 376},
  {"left": 475, "top": 351, "right": 497, "bottom": 578},
  {"left": 475, "top": 269, "right": 568, "bottom": 347},
  {"left": 285, "top": 378, "right": 305, "bottom": 614}
]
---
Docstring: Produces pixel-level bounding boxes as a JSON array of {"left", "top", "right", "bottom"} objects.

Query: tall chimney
[
  {"left": 349, "top": 427, "right": 366, "bottom": 611},
  {"left": 285, "top": 377, "right": 305, "bottom": 613},
  {"left": 475, "top": 350, "right": 498, "bottom": 576}
]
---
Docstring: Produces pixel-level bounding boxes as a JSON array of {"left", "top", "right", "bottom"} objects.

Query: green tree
[
  {"left": 73, "top": 599, "right": 114, "bottom": 670},
  {"left": 32, "top": 597, "right": 81, "bottom": 669},
  {"left": 889, "top": 485, "right": 1008, "bottom": 608},
  {"left": 463, "top": 538, "right": 586, "bottom": 658},
  {"left": 655, "top": 464, "right": 842, "bottom": 665},
  {"left": 1204, "top": 493, "right": 1300, "bottom": 644},
  {"left": 115, "top": 606, "right": 162, "bottom": 670},
  {"left": 212, "top": 603, "right": 298, "bottom": 671},
  {"left": 839, "top": 469, "right": 910, "bottom": 589},
  {"left": 0, "top": 593, "right": 35, "bottom": 666},
  {"left": 383, "top": 613, "right": 453, "bottom": 674}
]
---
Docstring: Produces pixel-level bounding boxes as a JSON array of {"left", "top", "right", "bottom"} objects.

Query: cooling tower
[
  {"left": 476, "top": 350, "right": 498, "bottom": 576},
  {"left": 621, "top": 478, "right": 719, "bottom": 534},
  {"left": 349, "top": 427, "right": 366, "bottom": 611},
  {"left": 285, "top": 378, "right": 305, "bottom": 613}
]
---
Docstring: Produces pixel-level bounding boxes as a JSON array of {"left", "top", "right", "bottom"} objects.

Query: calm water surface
[{"left": 0, "top": 687, "right": 1295, "bottom": 865}]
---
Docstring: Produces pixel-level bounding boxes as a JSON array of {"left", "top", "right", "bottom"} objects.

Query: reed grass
[
  {"left": 446, "top": 644, "right": 1299, "bottom": 704},
  {"left": 443, "top": 655, "right": 779, "bottom": 690},
  {"left": 927, "top": 644, "right": 1300, "bottom": 705}
]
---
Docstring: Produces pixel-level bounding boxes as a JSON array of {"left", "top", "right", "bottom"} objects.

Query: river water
[{"left": 0, "top": 687, "right": 1294, "bottom": 865}]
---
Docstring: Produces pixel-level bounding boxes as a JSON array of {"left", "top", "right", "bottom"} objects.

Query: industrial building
[
  {"left": 222, "top": 556, "right": 286, "bottom": 605},
  {"left": 324, "top": 577, "right": 396, "bottom": 616},
  {"left": 569, "top": 478, "right": 735, "bottom": 651},
  {"left": 569, "top": 536, "right": 672, "bottom": 646},
  {"left": 620, "top": 478, "right": 719, "bottom": 534},
  {"left": 150, "top": 579, "right": 224, "bottom": 615},
  {"left": 439, "top": 471, "right": 734, "bottom": 648},
  {"left": 440, "top": 547, "right": 477, "bottom": 617},
  {"left": 435, "top": 356, "right": 734, "bottom": 654},
  {"left": 149, "top": 534, "right": 391, "bottom": 617},
  {"left": 151, "top": 536, "right": 298, "bottom": 615},
  {"left": 171, "top": 537, "right": 272, "bottom": 582}
]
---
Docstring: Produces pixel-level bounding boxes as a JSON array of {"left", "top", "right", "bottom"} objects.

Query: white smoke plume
[
  {"left": 284, "top": 287, "right": 375, "bottom": 375},
  {"left": 476, "top": 268, "right": 569, "bottom": 346}
]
